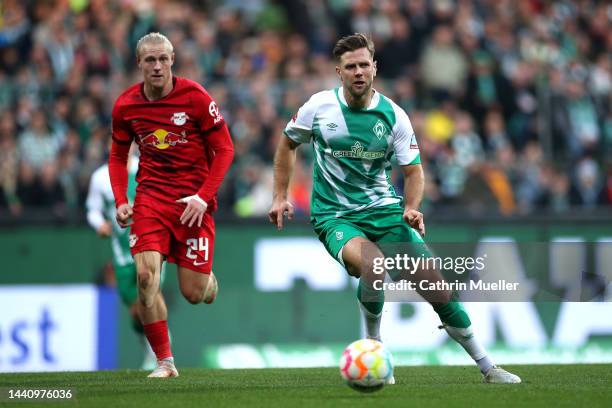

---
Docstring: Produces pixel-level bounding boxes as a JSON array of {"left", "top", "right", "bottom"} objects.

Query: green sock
[
  {"left": 433, "top": 301, "right": 471, "bottom": 329},
  {"left": 357, "top": 278, "right": 384, "bottom": 315}
]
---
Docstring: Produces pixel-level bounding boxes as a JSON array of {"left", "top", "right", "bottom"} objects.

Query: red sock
[{"left": 143, "top": 320, "right": 172, "bottom": 360}]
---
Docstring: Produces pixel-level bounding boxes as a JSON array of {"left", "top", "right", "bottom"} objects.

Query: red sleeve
[
  {"left": 192, "top": 85, "right": 225, "bottom": 132},
  {"left": 111, "top": 98, "right": 133, "bottom": 144},
  {"left": 109, "top": 141, "right": 130, "bottom": 208},
  {"left": 109, "top": 98, "right": 133, "bottom": 207},
  {"left": 197, "top": 123, "right": 234, "bottom": 203}
]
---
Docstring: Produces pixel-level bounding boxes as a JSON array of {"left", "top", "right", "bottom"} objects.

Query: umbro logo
[{"left": 326, "top": 123, "right": 338, "bottom": 131}]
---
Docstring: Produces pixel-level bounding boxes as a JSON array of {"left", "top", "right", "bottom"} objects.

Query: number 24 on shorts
[{"left": 186, "top": 237, "right": 209, "bottom": 266}]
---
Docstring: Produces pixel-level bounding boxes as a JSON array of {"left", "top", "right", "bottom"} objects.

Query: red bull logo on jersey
[{"left": 139, "top": 129, "right": 187, "bottom": 150}]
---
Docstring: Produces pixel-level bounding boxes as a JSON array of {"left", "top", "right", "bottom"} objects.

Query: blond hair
[{"left": 136, "top": 32, "right": 174, "bottom": 57}]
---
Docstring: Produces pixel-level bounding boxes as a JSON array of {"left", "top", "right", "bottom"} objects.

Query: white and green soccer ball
[{"left": 339, "top": 338, "right": 393, "bottom": 392}]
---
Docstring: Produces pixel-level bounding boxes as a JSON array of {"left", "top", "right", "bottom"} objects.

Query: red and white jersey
[{"left": 111, "top": 76, "right": 229, "bottom": 208}]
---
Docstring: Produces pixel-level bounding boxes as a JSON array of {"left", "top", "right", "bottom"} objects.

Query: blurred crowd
[{"left": 0, "top": 0, "right": 610, "bottom": 220}]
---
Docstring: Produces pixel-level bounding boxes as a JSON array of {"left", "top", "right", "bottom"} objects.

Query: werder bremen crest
[{"left": 373, "top": 119, "right": 388, "bottom": 140}]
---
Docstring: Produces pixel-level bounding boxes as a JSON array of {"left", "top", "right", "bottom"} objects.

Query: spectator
[
  {"left": 450, "top": 111, "right": 483, "bottom": 169},
  {"left": 420, "top": 24, "right": 467, "bottom": 98},
  {"left": 0, "top": 110, "right": 20, "bottom": 214},
  {"left": 553, "top": 77, "right": 601, "bottom": 158},
  {"left": 570, "top": 157, "right": 606, "bottom": 208},
  {"left": 482, "top": 109, "right": 509, "bottom": 157},
  {"left": 17, "top": 110, "right": 61, "bottom": 173},
  {"left": 377, "top": 15, "right": 419, "bottom": 78},
  {"left": 0, "top": 0, "right": 608, "bottom": 220}
]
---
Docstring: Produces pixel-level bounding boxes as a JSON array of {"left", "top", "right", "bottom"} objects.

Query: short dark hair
[{"left": 332, "top": 33, "right": 375, "bottom": 61}]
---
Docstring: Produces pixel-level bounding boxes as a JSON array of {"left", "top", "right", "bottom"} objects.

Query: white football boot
[
  {"left": 147, "top": 358, "right": 179, "bottom": 378},
  {"left": 483, "top": 366, "right": 521, "bottom": 384}
]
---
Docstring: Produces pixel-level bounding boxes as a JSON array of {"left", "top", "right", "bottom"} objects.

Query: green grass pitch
[{"left": 1, "top": 365, "right": 611, "bottom": 407}]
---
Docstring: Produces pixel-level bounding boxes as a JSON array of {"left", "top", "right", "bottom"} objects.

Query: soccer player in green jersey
[
  {"left": 269, "top": 33, "right": 520, "bottom": 384},
  {"left": 86, "top": 146, "right": 166, "bottom": 369}
]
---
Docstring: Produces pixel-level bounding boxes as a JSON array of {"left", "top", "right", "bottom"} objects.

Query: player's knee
[
  {"left": 345, "top": 263, "right": 361, "bottom": 278},
  {"left": 360, "top": 254, "right": 382, "bottom": 279},
  {"left": 135, "top": 254, "right": 159, "bottom": 283},
  {"left": 137, "top": 270, "right": 152, "bottom": 287}
]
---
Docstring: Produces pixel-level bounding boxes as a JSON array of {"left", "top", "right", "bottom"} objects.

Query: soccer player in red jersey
[{"left": 108, "top": 32, "right": 234, "bottom": 378}]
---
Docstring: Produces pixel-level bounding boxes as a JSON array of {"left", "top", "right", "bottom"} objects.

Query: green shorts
[
  {"left": 313, "top": 205, "right": 429, "bottom": 266},
  {"left": 114, "top": 262, "right": 167, "bottom": 306}
]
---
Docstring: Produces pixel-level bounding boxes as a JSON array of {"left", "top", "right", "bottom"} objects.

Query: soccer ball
[{"left": 339, "top": 338, "right": 393, "bottom": 392}]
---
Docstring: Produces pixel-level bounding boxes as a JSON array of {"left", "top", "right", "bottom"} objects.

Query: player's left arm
[
  {"left": 177, "top": 88, "right": 234, "bottom": 228},
  {"left": 178, "top": 123, "right": 234, "bottom": 227},
  {"left": 400, "top": 164, "right": 425, "bottom": 236},
  {"left": 391, "top": 105, "right": 425, "bottom": 236}
]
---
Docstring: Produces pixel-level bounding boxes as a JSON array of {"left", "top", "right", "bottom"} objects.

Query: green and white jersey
[
  {"left": 86, "top": 161, "right": 138, "bottom": 267},
  {"left": 284, "top": 87, "right": 420, "bottom": 221}
]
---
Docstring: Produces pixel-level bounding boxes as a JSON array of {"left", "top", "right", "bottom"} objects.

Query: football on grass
[{"left": 339, "top": 338, "right": 393, "bottom": 392}]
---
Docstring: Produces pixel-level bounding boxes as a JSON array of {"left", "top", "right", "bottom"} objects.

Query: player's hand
[
  {"left": 116, "top": 203, "right": 133, "bottom": 228},
  {"left": 176, "top": 194, "right": 208, "bottom": 228},
  {"left": 97, "top": 221, "right": 112, "bottom": 237},
  {"left": 268, "top": 199, "right": 294, "bottom": 231},
  {"left": 403, "top": 208, "right": 425, "bottom": 237}
]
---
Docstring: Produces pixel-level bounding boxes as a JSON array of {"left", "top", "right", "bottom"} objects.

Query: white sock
[
  {"left": 443, "top": 325, "right": 494, "bottom": 374},
  {"left": 359, "top": 302, "right": 382, "bottom": 341},
  {"left": 476, "top": 355, "right": 495, "bottom": 374}
]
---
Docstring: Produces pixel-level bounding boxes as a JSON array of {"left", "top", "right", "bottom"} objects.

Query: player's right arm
[
  {"left": 108, "top": 98, "right": 134, "bottom": 228},
  {"left": 86, "top": 167, "right": 112, "bottom": 237},
  {"left": 268, "top": 96, "right": 317, "bottom": 230},
  {"left": 269, "top": 136, "right": 299, "bottom": 230}
]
